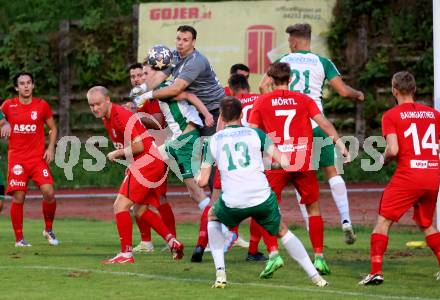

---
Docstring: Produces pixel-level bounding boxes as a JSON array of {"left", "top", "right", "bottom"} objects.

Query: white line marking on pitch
[
  {"left": 0, "top": 265, "right": 435, "bottom": 300},
  {"left": 3, "top": 188, "right": 385, "bottom": 200}
]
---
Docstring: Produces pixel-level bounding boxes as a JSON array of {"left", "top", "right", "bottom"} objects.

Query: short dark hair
[
  {"left": 230, "top": 63, "right": 250, "bottom": 75},
  {"left": 228, "top": 74, "right": 250, "bottom": 94},
  {"left": 267, "top": 62, "right": 291, "bottom": 85},
  {"left": 285, "top": 23, "right": 311, "bottom": 40},
  {"left": 392, "top": 71, "right": 416, "bottom": 95},
  {"left": 13, "top": 72, "right": 34, "bottom": 87},
  {"left": 177, "top": 25, "right": 197, "bottom": 39},
  {"left": 220, "top": 97, "right": 242, "bottom": 122},
  {"left": 128, "top": 63, "right": 143, "bottom": 71}
]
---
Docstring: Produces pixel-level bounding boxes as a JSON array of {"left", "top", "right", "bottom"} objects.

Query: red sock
[
  {"left": 230, "top": 226, "right": 239, "bottom": 235},
  {"left": 370, "top": 233, "right": 388, "bottom": 274},
  {"left": 140, "top": 209, "right": 172, "bottom": 242},
  {"left": 426, "top": 232, "right": 440, "bottom": 267},
  {"left": 135, "top": 216, "right": 151, "bottom": 242},
  {"left": 115, "top": 211, "right": 133, "bottom": 253},
  {"left": 309, "top": 216, "right": 324, "bottom": 254},
  {"left": 259, "top": 223, "right": 278, "bottom": 253},
  {"left": 42, "top": 200, "right": 56, "bottom": 232},
  {"left": 158, "top": 203, "right": 176, "bottom": 237},
  {"left": 11, "top": 202, "right": 24, "bottom": 241},
  {"left": 196, "top": 205, "right": 211, "bottom": 248},
  {"left": 248, "top": 219, "right": 262, "bottom": 254}
]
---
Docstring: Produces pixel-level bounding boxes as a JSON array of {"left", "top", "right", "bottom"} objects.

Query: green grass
[{"left": 0, "top": 218, "right": 438, "bottom": 300}]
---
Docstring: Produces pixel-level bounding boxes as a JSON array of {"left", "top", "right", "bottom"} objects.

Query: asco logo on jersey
[
  {"left": 150, "top": 7, "right": 212, "bottom": 20},
  {"left": 13, "top": 124, "right": 37, "bottom": 133}
]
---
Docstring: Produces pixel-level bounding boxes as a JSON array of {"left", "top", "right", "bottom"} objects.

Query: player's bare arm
[
  {"left": 265, "top": 144, "right": 290, "bottom": 170},
  {"left": 43, "top": 117, "right": 57, "bottom": 163},
  {"left": 173, "top": 92, "right": 214, "bottom": 127},
  {"left": 329, "top": 76, "right": 364, "bottom": 101},
  {"left": 383, "top": 133, "right": 399, "bottom": 163},
  {"left": 258, "top": 73, "right": 272, "bottom": 94},
  {"left": 0, "top": 119, "right": 11, "bottom": 138},
  {"left": 196, "top": 162, "right": 212, "bottom": 188},
  {"left": 107, "top": 135, "right": 145, "bottom": 162},
  {"left": 153, "top": 78, "right": 190, "bottom": 99},
  {"left": 312, "top": 114, "right": 351, "bottom": 162}
]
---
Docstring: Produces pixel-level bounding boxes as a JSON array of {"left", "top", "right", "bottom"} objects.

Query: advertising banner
[{"left": 138, "top": 0, "right": 336, "bottom": 90}]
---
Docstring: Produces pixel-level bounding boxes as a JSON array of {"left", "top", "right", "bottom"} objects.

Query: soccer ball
[{"left": 146, "top": 44, "right": 173, "bottom": 71}]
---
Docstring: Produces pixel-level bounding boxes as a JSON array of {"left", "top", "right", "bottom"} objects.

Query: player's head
[
  {"left": 230, "top": 64, "right": 250, "bottom": 78},
  {"left": 267, "top": 62, "right": 291, "bottom": 86},
  {"left": 176, "top": 25, "right": 197, "bottom": 57},
  {"left": 228, "top": 74, "right": 250, "bottom": 96},
  {"left": 87, "top": 86, "right": 111, "bottom": 118},
  {"left": 220, "top": 96, "right": 242, "bottom": 123},
  {"left": 128, "top": 63, "right": 143, "bottom": 87},
  {"left": 141, "top": 63, "right": 156, "bottom": 83},
  {"left": 391, "top": 71, "right": 416, "bottom": 99},
  {"left": 13, "top": 72, "right": 34, "bottom": 98},
  {"left": 285, "top": 23, "right": 311, "bottom": 52}
]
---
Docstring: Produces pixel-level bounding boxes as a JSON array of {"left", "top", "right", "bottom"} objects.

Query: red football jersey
[
  {"left": 382, "top": 102, "right": 440, "bottom": 189},
  {"left": 224, "top": 86, "right": 231, "bottom": 96},
  {"left": 1, "top": 97, "right": 53, "bottom": 162},
  {"left": 103, "top": 104, "right": 162, "bottom": 163},
  {"left": 249, "top": 89, "right": 321, "bottom": 171},
  {"left": 236, "top": 93, "right": 259, "bottom": 126},
  {"left": 137, "top": 98, "right": 161, "bottom": 115}
]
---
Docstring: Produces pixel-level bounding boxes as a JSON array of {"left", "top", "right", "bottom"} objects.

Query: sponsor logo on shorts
[
  {"left": 9, "top": 179, "right": 26, "bottom": 187},
  {"left": 12, "top": 164, "right": 23, "bottom": 175},
  {"left": 13, "top": 124, "right": 37, "bottom": 133},
  {"left": 410, "top": 160, "right": 439, "bottom": 169},
  {"left": 31, "top": 111, "right": 38, "bottom": 120}
]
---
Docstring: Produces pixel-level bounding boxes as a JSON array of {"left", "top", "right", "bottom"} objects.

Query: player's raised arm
[
  {"left": 174, "top": 92, "right": 214, "bottom": 127},
  {"left": 329, "top": 76, "right": 364, "bottom": 101},
  {"left": 44, "top": 117, "right": 57, "bottom": 163}
]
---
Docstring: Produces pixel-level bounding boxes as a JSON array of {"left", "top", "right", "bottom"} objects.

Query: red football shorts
[
  {"left": 379, "top": 185, "right": 438, "bottom": 227},
  {"left": 6, "top": 159, "right": 53, "bottom": 194},
  {"left": 119, "top": 160, "right": 166, "bottom": 207},
  {"left": 266, "top": 170, "right": 319, "bottom": 205},
  {"left": 213, "top": 168, "right": 221, "bottom": 190}
]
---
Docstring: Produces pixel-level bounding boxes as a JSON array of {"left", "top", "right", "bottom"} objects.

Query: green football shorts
[
  {"left": 165, "top": 129, "right": 201, "bottom": 179},
  {"left": 213, "top": 191, "right": 281, "bottom": 236},
  {"left": 312, "top": 126, "right": 335, "bottom": 168}
]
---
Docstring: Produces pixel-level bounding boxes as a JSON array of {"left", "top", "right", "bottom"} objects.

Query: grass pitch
[{"left": 0, "top": 218, "right": 438, "bottom": 300}]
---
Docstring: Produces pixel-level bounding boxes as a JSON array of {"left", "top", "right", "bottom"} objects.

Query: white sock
[
  {"left": 198, "top": 197, "right": 210, "bottom": 211},
  {"left": 295, "top": 189, "right": 309, "bottom": 230},
  {"left": 121, "top": 252, "right": 133, "bottom": 257},
  {"left": 281, "top": 230, "right": 318, "bottom": 278},
  {"left": 208, "top": 221, "right": 225, "bottom": 271},
  {"left": 268, "top": 251, "right": 279, "bottom": 258},
  {"left": 221, "top": 224, "right": 229, "bottom": 235},
  {"left": 329, "top": 175, "right": 351, "bottom": 224}
]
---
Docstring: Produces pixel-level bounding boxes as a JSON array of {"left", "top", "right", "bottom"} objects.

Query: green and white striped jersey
[
  {"left": 277, "top": 50, "right": 340, "bottom": 127},
  {"left": 156, "top": 82, "right": 203, "bottom": 140},
  {"left": 0, "top": 110, "right": 4, "bottom": 121},
  {"left": 205, "top": 125, "right": 272, "bottom": 209}
]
